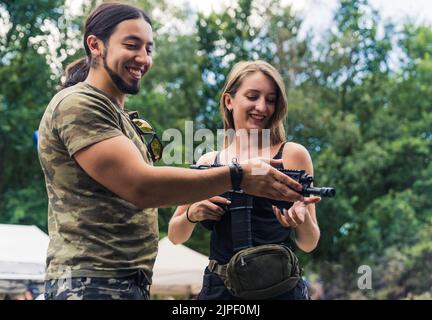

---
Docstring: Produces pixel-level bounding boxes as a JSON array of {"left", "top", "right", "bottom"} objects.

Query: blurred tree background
[{"left": 0, "top": 0, "right": 430, "bottom": 299}]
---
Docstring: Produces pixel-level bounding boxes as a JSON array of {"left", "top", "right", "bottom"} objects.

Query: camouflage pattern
[
  {"left": 44, "top": 273, "right": 150, "bottom": 300},
  {"left": 38, "top": 82, "right": 158, "bottom": 282}
]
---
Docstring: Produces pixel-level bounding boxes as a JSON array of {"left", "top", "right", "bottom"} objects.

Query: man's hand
[{"left": 241, "top": 158, "right": 305, "bottom": 203}]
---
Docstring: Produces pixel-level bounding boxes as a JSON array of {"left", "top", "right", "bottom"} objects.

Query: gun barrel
[{"left": 304, "top": 187, "right": 336, "bottom": 198}]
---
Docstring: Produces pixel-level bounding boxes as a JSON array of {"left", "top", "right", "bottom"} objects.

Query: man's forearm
[{"left": 133, "top": 166, "right": 231, "bottom": 208}]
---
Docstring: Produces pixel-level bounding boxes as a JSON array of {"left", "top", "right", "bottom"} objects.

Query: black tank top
[{"left": 201, "top": 142, "right": 295, "bottom": 264}]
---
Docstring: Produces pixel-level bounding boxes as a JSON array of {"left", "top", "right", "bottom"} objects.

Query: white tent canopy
[
  {"left": 0, "top": 224, "right": 49, "bottom": 281},
  {"left": 0, "top": 225, "right": 208, "bottom": 296},
  {"left": 151, "top": 237, "right": 209, "bottom": 297}
]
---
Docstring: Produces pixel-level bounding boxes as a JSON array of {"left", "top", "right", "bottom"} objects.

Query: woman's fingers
[
  {"left": 273, "top": 205, "right": 299, "bottom": 228},
  {"left": 290, "top": 207, "right": 304, "bottom": 224},
  {"left": 204, "top": 201, "right": 225, "bottom": 214},
  {"left": 208, "top": 196, "right": 231, "bottom": 205},
  {"left": 283, "top": 209, "right": 298, "bottom": 227},
  {"left": 203, "top": 213, "right": 223, "bottom": 221},
  {"left": 196, "top": 201, "right": 225, "bottom": 220},
  {"left": 272, "top": 206, "right": 288, "bottom": 227},
  {"left": 302, "top": 196, "right": 321, "bottom": 205}
]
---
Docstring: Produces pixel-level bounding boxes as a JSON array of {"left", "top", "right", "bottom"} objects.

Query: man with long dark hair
[{"left": 38, "top": 2, "right": 304, "bottom": 300}]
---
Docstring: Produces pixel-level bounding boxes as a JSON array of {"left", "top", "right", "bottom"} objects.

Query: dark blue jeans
[{"left": 197, "top": 267, "right": 310, "bottom": 300}]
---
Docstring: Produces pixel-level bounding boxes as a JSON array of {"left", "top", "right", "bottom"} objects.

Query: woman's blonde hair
[{"left": 219, "top": 60, "right": 288, "bottom": 146}]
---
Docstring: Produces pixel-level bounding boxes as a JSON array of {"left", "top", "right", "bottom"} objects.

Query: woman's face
[{"left": 225, "top": 71, "right": 277, "bottom": 132}]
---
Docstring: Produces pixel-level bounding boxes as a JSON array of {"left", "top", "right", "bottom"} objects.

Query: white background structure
[
  {"left": 0, "top": 224, "right": 49, "bottom": 281},
  {"left": 151, "top": 237, "right": 209, "bottom": 297}
]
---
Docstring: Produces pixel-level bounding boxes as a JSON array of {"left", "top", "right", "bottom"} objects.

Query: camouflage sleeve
[{"left": 52, "top": 93, "right": 123, "bottom": 157}]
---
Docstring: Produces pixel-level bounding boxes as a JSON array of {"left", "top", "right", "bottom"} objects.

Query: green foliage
[
  {"left": 196, "top": 0, "right": 310, "bottom": 130},
  {"left": 0, "top": 0, "right": 68, "bottom": 226},
  {"left": 2, "top": 175, "right": 48, "bottom": 232},
  {"left": 304, "top": 0, "right": 432, "bottom": 299}
]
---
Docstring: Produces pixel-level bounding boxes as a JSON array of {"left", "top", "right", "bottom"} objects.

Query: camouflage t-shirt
[{"left": 38, "top": 82, "right": 158, "bottom": 281}]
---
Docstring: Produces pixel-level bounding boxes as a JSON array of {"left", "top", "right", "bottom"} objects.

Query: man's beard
[{"left": 102, "top": 52, "right": 140, "bottom": 95}]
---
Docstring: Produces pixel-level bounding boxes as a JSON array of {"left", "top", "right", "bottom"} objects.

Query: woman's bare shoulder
[{"left": 282, "top": 142, "right": 313, "bottom": 171}]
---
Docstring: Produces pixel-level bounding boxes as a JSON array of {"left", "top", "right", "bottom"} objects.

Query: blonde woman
[{"left": 168, "top": 60, "right": 321, "bottom": 300}]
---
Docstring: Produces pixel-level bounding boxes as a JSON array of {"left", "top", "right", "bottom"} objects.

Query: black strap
[
  {"left": 213, "top": 151, "right": 252, "bottom": 251},
  {"left": 274, "top": 142, "right": 287, "bottom": 161},
  {"left": 229, "top": 191, "right": 253, "bottom": 252},
  {"left": 216, "top": 143, "right": 287, "bottom": 252},
  {"left": 229, "top": 158, "right": 243, "bottom": 191}
]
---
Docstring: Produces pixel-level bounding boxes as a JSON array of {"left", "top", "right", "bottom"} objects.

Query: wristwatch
[{"left": 229, "top": 158, "right": 243, "bottom": 191}]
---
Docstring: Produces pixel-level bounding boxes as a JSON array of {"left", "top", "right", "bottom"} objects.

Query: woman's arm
[
  {"left": 275, "top": 142, "right": 321, "bottom": 253},
  {"left": 167, "top": 204, "right": 194, "bottom": 245},
  {"left": 168, "top": 152, "right": 230, "bottom": 244},
  {"left": 168, "top": 195, "right": 230, "bottom": 244}
]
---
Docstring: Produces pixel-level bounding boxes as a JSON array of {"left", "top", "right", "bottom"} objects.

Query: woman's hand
[
  {"left": 272, "top": 196, "right": 321, "bottom": 228},
  {"left": 187, "top": 196, "right": 231, "bottom": 222}
]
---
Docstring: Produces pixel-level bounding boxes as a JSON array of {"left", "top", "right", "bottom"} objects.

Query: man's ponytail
[{"left": 62, "top": 58, "right": 90, "bottom": 89}]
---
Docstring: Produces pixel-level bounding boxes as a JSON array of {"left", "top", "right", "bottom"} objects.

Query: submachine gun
[
  {"left": 191, "top": 165, "right": 335, "bottom": 209},
  {"left": 191, "top": 164, "right": 336, "bottom": 251}
]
